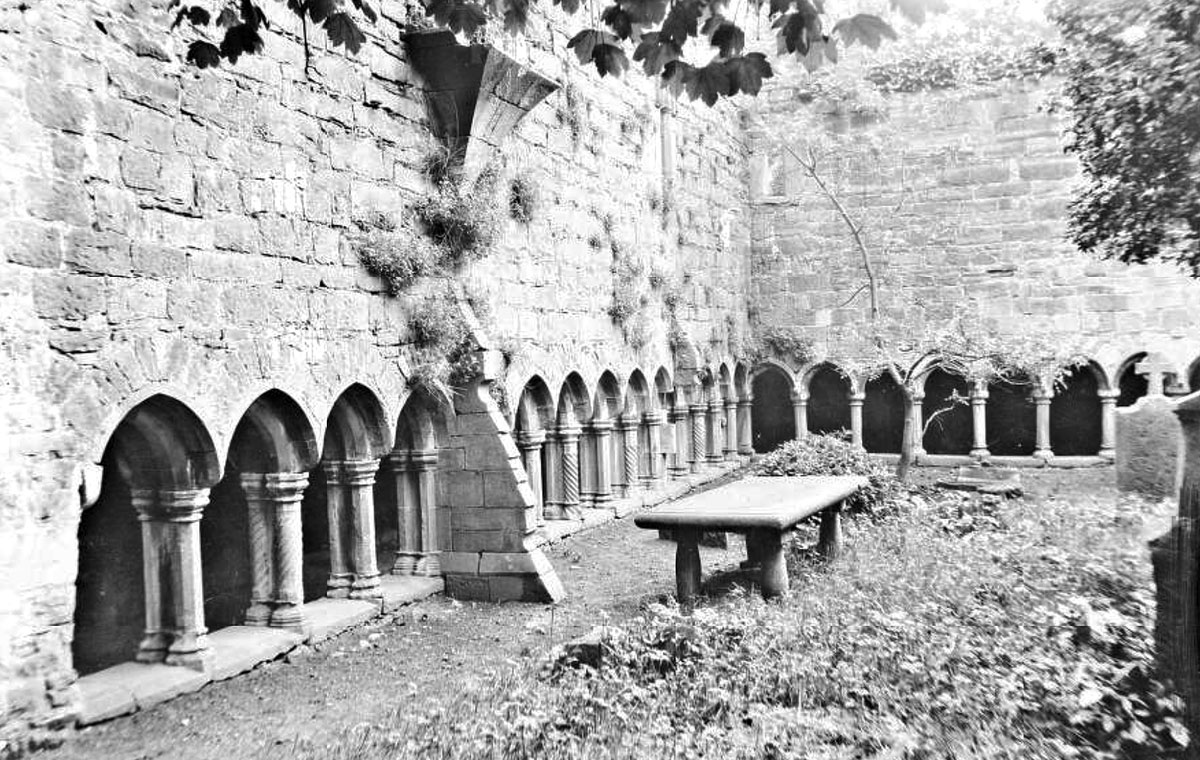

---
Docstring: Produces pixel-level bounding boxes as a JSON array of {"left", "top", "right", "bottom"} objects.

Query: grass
[{"left": 299, "top": 473, "right": 1185, "bottom": 760}]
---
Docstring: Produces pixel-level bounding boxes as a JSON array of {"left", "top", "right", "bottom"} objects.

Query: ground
[{"left": 37, "top": 467, "right": 1168, "bottom": 760}]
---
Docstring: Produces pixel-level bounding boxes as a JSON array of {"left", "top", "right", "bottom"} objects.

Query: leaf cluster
[
  {"left": 754, "top": 433, "right": 895, "bottom": 514},
  {"left": 1054, "top": 0, "right": 1200, "bottom": 275}
]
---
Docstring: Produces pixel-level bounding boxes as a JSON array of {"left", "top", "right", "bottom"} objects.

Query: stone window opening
[
  {"left": 513, "top": 376, "right": 555, "bottom": 525},
  {"left": 389, "top": 393, "right": 445, "bottom": 577}
]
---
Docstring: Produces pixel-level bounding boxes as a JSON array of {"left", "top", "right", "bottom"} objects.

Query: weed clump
[{"left": 754, "top": 433, "right": 896, "bottom": 515}]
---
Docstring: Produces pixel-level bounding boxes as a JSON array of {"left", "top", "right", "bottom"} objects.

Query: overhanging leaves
[
  {"left": 568, "top": 29, "right": 628, "bottom": 77},
  {"left": 600, "top": 4, "right": 634, "bottom": 40},
  {"left": 633, "top": 32, "right": 680, "bottom": 76},
  {"left": 324, "top": 11, "right": 366, "bottom": 52},
  {"left": 660, "top": 0, "right": 700, "bottom": 47},
  {"left": 704, "top": 15, "right": 745, "bottom": 57},
  {"left": 171, "top": 6, "right": 211, "bottom": 29},
  {"left": 220, "top": 22, "right": 264, "bottom": 62},
  {"left": 186, "top": 39, "right": 222, "bottom": 67},
  {"left": 833, "top": 13, "right": 898, "bottom": 49}
]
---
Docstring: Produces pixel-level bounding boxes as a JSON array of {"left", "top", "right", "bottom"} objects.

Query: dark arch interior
[
  {"left": 300, "top": 465, "right": 331, "bottom": 602},
  {"left": 751, "top": 368, "right": 795, "bottom": 453},
  {"left": 1190, "top": 362, "right": 1200, "bottom": 393},
  {"left": 922, "top": 370, "right": 972, "bottom": 455},
  {"left": 201, "top": 476, "right": 252, "bottom": 629},
  {"left": 807, "top": 366, "right": 850, "bottom": 436},
  {"left": 1050, "top": 367, "right": 1102, "bottom": 456},
  {"left": 986, "top": 379, "right": 1036, "bottom": 456},
  {"left": 1117, "top": 354, "right": 1148, "bottom": 408},
  {"left": 863, "top": 374, "right": 906, "bottom": 454},
  {"left": 73, "top": 444, "right": 144, "bottom": 676}
]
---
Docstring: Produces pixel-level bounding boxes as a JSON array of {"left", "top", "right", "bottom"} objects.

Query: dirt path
[{"left": 41, "top": 509, "right": 747, "bottom": 759}]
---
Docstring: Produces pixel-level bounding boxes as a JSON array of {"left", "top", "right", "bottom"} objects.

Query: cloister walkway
[{"left": 42, "top": 476, "right": 749, "bottom": 760}]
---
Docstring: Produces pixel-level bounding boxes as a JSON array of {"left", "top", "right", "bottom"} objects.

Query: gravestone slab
[{"left": 1116, "top": 395, "right": 1179, "bottom": 498}]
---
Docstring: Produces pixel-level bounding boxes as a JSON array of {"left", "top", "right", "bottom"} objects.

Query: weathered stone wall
[
  {"left": 0, "top": 0, "right": 750, "bottom": 740},
  {"left": 748, "top": 77, "right": 1200, "bottom": 387}
]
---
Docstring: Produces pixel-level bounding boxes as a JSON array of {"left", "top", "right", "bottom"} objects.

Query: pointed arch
[
  {"left": 515, "top": 375, "right": 555, "bottom": 432},
  {"left": 323, "top": 384, "right": 390, "bottom": 461},
  {"left": 227, "top": 390, "right": 320, "bottom": 474},
  {"left": 593, "top": 370, "right": 623, "bottom": 421},
  {"left": 805, "top": 362, "right": 851, "bottom": 436},
  {"left": 74, "top": 395, "right": 220, "bottom": 676},
  {"left": 557, "top": 372, "right": 593, "bottom": 425},
  {"left": 751, "top": 363, "right": 796, "bottom": 453},
  {"left": 1115, "top": 352, "right": 1149, "bottom": 407},
  {"left": 625, "top": 369, "right": 652, "bottom": 417}
]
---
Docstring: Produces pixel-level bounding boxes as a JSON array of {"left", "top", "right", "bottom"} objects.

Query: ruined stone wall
[
  {"left": 748, "top": 77, "right": 1200, "bottom": 387},
  {"left": 0, "top": 0, "right": 750, "bottom": 739}
]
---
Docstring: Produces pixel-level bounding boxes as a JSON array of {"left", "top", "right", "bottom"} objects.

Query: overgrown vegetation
[
  {"left": 508, "top": 175, "right": 539, "bottom": 224},
  {"left": 755, "top": 325, "right": 816, "bottom": 367},
  {"left": 755, "top": 433, "right": 896, "bottom": 515},
  {"left": 306, "top": 473, "right": 1186, "bottom": 760},
  {"left": 351, "top": 148, "right": 501, "bottom": 295},
  {"left": 405, "top": 285, "right": 479, "bottom": 401}
]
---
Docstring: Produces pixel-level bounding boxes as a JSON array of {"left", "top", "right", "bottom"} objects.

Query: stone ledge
[{"left": 75, "top": 577, "right": 444, "bottom": 727}]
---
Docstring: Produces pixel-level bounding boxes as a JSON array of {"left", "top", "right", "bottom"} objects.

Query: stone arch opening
[
  {"left": 389, "top": 392, "right": 447, "bottom": 576},
  {"left": 653, "top": 367, "right": 675, "bottom": 479},
  {"left": 1116, "top": 353, "right": 1149, "bottom": 408},
  {"left": 547, "top": 373, "right": 592, "bottom": 518},
  {"left": 74, "top": 395, "right": 220, "bottom": 675},
  {"left": 806, "top": 363, "right": 850, "bottom": 435},
  {"left": 718, "top": 363, "right": 735, "bottom": 459},
  {"left": 1189, "top": 358, "right": 1200, "bottom": 393},
  {"left": 1051, "top": 365, "right": 1103, "bottom": 456},
  {"left": 207, "top": 390, "right": 318, "bottom": 632},
  {"left": 863, "top": 373, "right": 906, "bottom": 454},
  {"left": 513, "top": 376, "right": 555, "bottom": 520},
  {"left": 921, "top": 369, "right": 972, "bottom": 455},
  {"left": 305, "top": 385, "right": 390, "bottom": 601},
  {"left": 624, "top": 369, "right": 652, "bottom": 491},
  {"left": 588, "top": 371, "right": 624, "bottom": 507},
  {"left": 986, "top": 376, "right": 1037, "bottom": 456},
  {"left": 751, "top": 365, "right": 795, "bottom": 453}
]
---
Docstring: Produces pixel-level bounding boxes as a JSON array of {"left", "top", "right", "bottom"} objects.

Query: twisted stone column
[
  {"left": 791, "top": 391, "right": 808, "bottom": 441},
  {"left": 1099, "top": 388, "right": 1118, "bottom": 461},
  {"left": 239, "top": 473, "right": 281, "bottom": 618},
  {"left": 618, "top": 415, "right": 639, "bottom": 497},
  {"left": 413, "top": 449, "right": 440, "bottom": 577},
  {"left": 689, "top": 403, "right": 706, "bottom": 473},
  {"left": 590, "top": 419, "right": 614, "bottom": 507},
  {"left": 1034, "top": 386, "right": 1053, "bottom": 460},
  {"left": 240, "top": 475, "right": 309, "bottom": 629},
  {"left": 542, "top": 432, "right": 566, "bottom": 519},
  {"left": 132, "top": 488, "right": 211, "bottom": 670},
  {"left": 706, "top": 401, "right": 723, "bottom": 463},
  {"left": 559, "top": 423, "right": 583, "bottom": 519},
  {"left": 970, "top": 383, "right": 990, "bottom": 459},
  {"left": 643, "top": 410, "right": 665, "bottom": 483},
  {"left": 737, "top": 397, "right": 753, "bottom": 455},
  {"left": 669, "top": 401, "right": 690, "bottom": 478},
  {"left": 319, "top": 462, "right": 352, "bottom": 597},
  {"left": 343, "top": 459, "right": 382, "bottom": 598},
  {"left": 517, "top": 431, "right": 547, "bottom": 523},
  {"left": 723, "top": 400, "right": 738, "bottom": 459},
  {"left": 850, "top": 392, "right": 865, "bottom": 448},
  {"left": 388, "top": 450, "right": 420, "bottom": 575}
]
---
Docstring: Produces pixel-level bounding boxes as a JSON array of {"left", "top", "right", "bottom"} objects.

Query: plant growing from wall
[
  {"left": 508, "top": 175, "right": 538, "bottom": 224},
  {"left": 350, "top": 212, "right": 440, "bottom": 295}
]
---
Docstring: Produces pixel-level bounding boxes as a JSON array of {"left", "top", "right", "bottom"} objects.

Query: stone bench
[{"left": 633, "top": 475, "right": 867, "bottom": 602}]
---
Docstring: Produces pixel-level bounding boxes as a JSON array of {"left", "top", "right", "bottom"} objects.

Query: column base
[
  {"left": 245, "top": 603, "right": 274, "bottom": 625},
  {"left": 689, "top": 462, "right": 702, "bottom": 474},
  {"left": 1034, "top": 449, "right": 1054, "bottom": 462},
  {"left": 544, "top": 504, "right": 583, "bottom": 520},
  {"left": 164, "top": 632, "right": 211, "bottom": 672},
  {"left": 737, "top": 447, "right": 753, "bottom": 456},
  {"left": 1099, "top": 448, "right": 1115, "bottom": 463},
  {"left": 723, "top": 449, "right": 738, "bottom": 461},
  {"left": 391, "top": 554, "right": 420, "bottom": 575},
  {"left": 970, "top": 448, "right": 990, "bottom": 460},
  {"left": 416, "top": 553, "right": 441, "bottom": 577},
  {"left": 269, "top": 604, "right": 306, "bottom": 630},
  {"left": 669, "top": 467, "right": 689, "bottom": 480},
  {"left": 593, "top": 493, "right": 613, "bottom": 507},
  {"left": 136, "top": 632, "right": 170, "bottom": 664},
  {"left": 325, "top": 574, "right": 353, "bottom": 599},
  {"left": 350, "top": 573, "right": 383, "bottom": 599},
  {"left": 706, "top": 454, "right": 723, "bottom": 465}
]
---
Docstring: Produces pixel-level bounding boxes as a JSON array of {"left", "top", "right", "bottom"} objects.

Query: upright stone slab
[{"left": 1116, "top": 395, "right": 1180, "bottom": 498}]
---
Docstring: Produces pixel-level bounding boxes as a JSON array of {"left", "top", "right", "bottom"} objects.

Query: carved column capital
[
  {"left": 131, "top": 488, "right": 210, "bottom": 523},
  {"left": 643, "top": 410, "right": 667, "bottom": 427},
  {"left": 517, "top": 430, "right": 547, "bottom": 450},
  {"left": 412, "top": 448, "right": 438, "bottom": 471}
]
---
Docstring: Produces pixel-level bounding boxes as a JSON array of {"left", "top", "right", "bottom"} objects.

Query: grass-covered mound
[{"left": 309, "top": 477, "right": 1186, "bottom": 760}]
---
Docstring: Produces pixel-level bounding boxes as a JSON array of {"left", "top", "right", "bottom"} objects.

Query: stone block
[
  {"left": 445, "top": 472, "right": 484, "bottom": 507},
  {"left": 438, "top": 551, "right": 482, "bottom": 575},
  {"left": 444, "top": 574, "right": 490, "bottom": 601},
  {"left": 1117, "top": 396, "right": 1180, "bottom": 498},
  {"left": 207, "top": 626, "right": 305, "bottom": 681},
  {"left": 2, "top": 220, "right": 62, "bottom": 269}
]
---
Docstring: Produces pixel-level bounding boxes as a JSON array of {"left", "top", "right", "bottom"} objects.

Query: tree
[
  {"left": 1054, "top": 0, "right": 1200, "bottom": 276},
  {"left": 167, "top": 0, "right": 949, "bottom": 106}
]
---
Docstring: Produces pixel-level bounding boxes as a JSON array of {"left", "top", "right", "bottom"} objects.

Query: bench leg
[
  {"left": 675, "top": 527, "right": 702, "bottom": 606},
  {"left": 742, "top": 528, "right": 767, "bottom": 570},
  {"left": 817, "top": 502, "right": 843, "bottom": 559},
  {"left": 758, "top": 529, "right": 788, "bottom": 599}
]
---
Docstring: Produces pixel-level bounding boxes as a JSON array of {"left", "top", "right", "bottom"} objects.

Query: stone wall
[
  {"left": 0, "top": 0, "right": 750, "bottom": 741},
  {"left": 748, "top": 77, "right": 1200, "bottom": 388}
]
